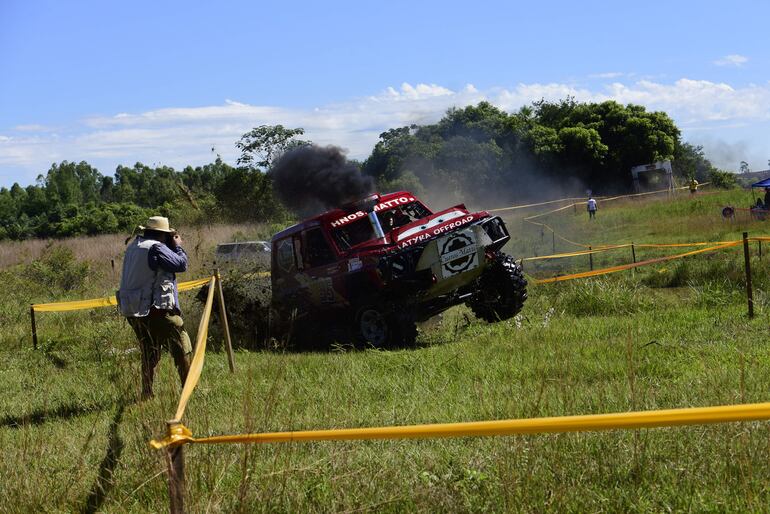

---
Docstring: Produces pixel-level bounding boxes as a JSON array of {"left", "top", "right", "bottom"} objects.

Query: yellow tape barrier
[
  {"left": 523, "top": 202, "right": 583, "bottom": 222},
  {"left": 174, "top": 277, "right": 216, "bottom": 422},
  {"left": 488, "top": 183, "right": 711, "bottom": 215},
  {"left": 522, "top": 240, "right": 746, "bottom": 262},
  {"left": 31, "top": 276, "right": 213, "bottom": 312},
  {"left": 522, "top": 245, "right": 630, "bottom": 262},
  {"left": 151, "top": 401, "right": 770, "bottom": 449},
  {"left": 520, "top": 183, "right": 713, "bottom": 247},
  {"left": 599, "top": 182, "right": 711, "bottom": 203},
  {"left": 488, "top": 197, "right": 587, "bottom": 213},
  {"left": 533, "top": 241, "right": 741, "bottom": 284}
]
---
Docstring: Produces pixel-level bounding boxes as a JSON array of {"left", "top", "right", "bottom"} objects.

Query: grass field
[{"left": 3, "top": 188, "right": 770, "bottom": 512}]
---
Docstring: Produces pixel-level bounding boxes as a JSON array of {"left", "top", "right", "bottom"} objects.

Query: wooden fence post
[
  {"left": 165, "top": 422, "right": 186, "bottom": 514},
  {"left": 166, "top": 447, "right": 185, "bottom": 514},
  {"left": 30, "top": 306, "right": 38, "bottom": 350},
  {"left": 743, "top": 232, "right": 754, "bottom": 318},
  {"left": 215, "top": 270, "right": 236, "bottom": 373},
  {"left": 631, "top": 243, "right": 636, "bottom": 264},
  {"left": 588, "top": 246, "right": 593, "bottom": 271}
]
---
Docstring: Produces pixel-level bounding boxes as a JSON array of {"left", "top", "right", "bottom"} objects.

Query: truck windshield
[{"left": 332, "top": 201, "right": 431, "bottom": 250}]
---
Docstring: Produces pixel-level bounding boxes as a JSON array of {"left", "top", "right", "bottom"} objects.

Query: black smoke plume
[{"left": 270, "top": 145, "right": 375, "bottom": 215}]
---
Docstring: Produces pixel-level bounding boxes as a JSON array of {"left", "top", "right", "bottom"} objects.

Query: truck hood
[{"left": 352, "top": 206, "right": 485, "bottom": 252}]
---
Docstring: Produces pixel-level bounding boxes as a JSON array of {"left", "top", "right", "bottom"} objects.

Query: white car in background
[{"left": 215, "top": 240, "right": 271, "bottom": 267}]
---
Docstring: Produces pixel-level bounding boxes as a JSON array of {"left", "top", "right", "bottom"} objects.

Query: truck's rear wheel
[
  {"left": 468, "top": 253, "right": 527, "bottom": 322},
  {"left": 355, "top": 305, "right": 417, "bottom": 347}
]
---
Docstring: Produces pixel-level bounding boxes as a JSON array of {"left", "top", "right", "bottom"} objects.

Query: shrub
[
  {"left": 21, "top": 245, "right": 91, "bottom": 293},
  {"left": 198, "top": 265, "right": 272, "bottom": 349},
  {"left": 708, "top": 169, "right": 737, "bottom": 189}
]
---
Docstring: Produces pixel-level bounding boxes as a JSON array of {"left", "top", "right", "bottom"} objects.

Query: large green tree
[{"left": 364, "top": 99, "right": 683, "bottom": 204}]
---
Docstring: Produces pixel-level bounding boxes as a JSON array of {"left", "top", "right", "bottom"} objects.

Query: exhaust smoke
[{"left": 270, "top": 145, "right": 375, "bottom": 215}]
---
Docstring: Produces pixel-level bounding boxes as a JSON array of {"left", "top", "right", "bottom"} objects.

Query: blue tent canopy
[{"left": 752, "top": 178, "right": 770, "bottom": 188}]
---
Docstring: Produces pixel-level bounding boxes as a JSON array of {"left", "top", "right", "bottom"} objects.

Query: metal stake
[
  {"left": 30, "top": 306, "right": 38, "bottom": 350},
  {"left": 743, "top": 232, "right": 754, "bottom": 318}
]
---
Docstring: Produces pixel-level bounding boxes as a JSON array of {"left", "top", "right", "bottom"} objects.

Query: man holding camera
[{"left": 117, "top": 216, "right": 192, "bottom": 400}]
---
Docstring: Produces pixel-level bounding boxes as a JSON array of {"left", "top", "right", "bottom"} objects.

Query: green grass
[{"left": 3, "top": 188, "right": 770, "bottom": 512}]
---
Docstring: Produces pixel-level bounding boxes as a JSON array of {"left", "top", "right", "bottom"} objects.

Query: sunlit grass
[{"left": 2, "top": 187, "right": 770, "bottom": 511}]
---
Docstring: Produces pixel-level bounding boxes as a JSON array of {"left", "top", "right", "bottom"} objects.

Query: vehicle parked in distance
[{"left": 215, "top": 241, "right": 271, "bottom": 267}]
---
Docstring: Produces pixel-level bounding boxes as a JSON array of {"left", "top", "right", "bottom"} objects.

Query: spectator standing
[
  {"left": 117, "top": 216, "right": 191, "bottom": 400},
  {"left": 587, "top": 197, "right": 597, "bottom": 220}
]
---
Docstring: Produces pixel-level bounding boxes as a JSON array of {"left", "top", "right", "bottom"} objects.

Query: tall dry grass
[{"left": 0, "top": 222, "right": 274, "bottom": 274}]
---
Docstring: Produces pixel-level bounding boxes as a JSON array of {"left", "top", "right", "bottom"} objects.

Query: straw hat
[{"left": 139, "top": 216, "right": 175, "bottom": 233}]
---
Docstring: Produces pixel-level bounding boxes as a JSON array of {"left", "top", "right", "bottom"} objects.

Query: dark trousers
[
  {"left": 588, "top": 210, "right": 596, "bottom": 219},
  {"left": 127, "top": 310, "right": 192, "bottom": 399}
]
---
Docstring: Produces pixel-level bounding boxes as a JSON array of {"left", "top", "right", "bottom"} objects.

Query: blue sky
[{"left": 1, "top": 0, "right": 769, "bottom": 186}]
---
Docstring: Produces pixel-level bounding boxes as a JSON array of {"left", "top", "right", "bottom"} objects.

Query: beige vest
[{"left": 117, "top": 237, "right": 177, "bottom": 317}]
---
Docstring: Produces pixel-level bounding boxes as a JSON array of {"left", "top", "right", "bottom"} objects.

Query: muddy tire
[
  {"left": 355, "top": 305, "right": 417, "bottom": 348},
  {"left": 468, "top": 253, "right": 527, "bottom": 322}
]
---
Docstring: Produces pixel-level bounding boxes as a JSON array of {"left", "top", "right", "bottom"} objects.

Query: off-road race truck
[{"left": 269, "top": 191, "right": 527, "bottom": 347}]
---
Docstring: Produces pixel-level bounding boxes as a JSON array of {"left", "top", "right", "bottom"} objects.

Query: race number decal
[{"left": 438, "top": 230, "right": 478, "bottom": 278}]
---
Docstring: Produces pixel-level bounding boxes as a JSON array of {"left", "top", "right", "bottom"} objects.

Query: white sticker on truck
[{"left": 438, "top": 230, "right": 478, "bottom": 278}]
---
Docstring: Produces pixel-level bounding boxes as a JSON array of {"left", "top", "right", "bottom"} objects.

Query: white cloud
[
  {"left": 714, "top": 54, "right": 748, "bottom": 67},
  {"left": 589, "top": 72, "right": 624, "bottom": 79},
  {"left": 3, "top": 78, "right": 770, "bottom": 183}
]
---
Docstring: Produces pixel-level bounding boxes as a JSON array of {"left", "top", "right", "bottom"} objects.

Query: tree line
[{"left": 0, "top": 99, "right": 735, "bottom": 240}]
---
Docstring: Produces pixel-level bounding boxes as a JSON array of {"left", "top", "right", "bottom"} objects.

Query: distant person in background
[
  {"left": 587, "top": 196, "right": 597, "bottom": 219},
  {"left": 117, "top": 216, "right": 191, "bottom": 400},
  {"left": 689, "top": 178, "right": 699, "bottom": 195},
  {"left": 764, "top": 188, "right": 770, "bottom": 210}
]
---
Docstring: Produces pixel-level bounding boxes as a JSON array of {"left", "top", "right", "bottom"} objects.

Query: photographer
[{"left": 117, "top": 216, "right": 191, "bottom": 400}]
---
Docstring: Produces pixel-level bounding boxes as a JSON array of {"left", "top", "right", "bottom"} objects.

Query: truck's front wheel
[{"left": 468, "top": 253, "right": 527, "bottom": 322}]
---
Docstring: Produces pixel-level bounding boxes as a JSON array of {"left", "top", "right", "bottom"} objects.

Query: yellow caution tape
[
  {"left": 178, "top": 276, "right": 216, "bottom": 292},
  {"left": 487, "top": 182, "right": 711, "bottom": 215},
  {"left": 522, "top": 239, "right": 748, "bottom": 262},
  {"left": 599, "top": 182, "right": 711, "bottom": 203},
  {"left": 32, "top": 296, "right": 119, "bottom": 312},
  {"left": 522, "top": 245, "right": 629, "bottom": 262},
  {"left": 533, "top": 241, "right": 741, "bottom": 284},
  {"left": 31, "top": 276, "right": 214, "bottom": 313},
  {"left": 150, "top": 401, "right": 770, "bottom": 449},
  {"left": 523, "top": 203, "right": 580, "bottom": 222},
  {"left": 633, "top": 241, "right": 735, "bottom": 248},
  {"left": 488, "top": 197, "right": 587, "bottom": 213},
  {"left": 519, "top": 183, "right": 714, "bottom": 247},
  {"left": 174, "top": 276, "right": 216, "bottom": 422}
]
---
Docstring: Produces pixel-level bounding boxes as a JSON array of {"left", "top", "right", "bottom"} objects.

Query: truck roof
[{"left": 271, "top": 191, "right": 419, "bottom": 242}]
